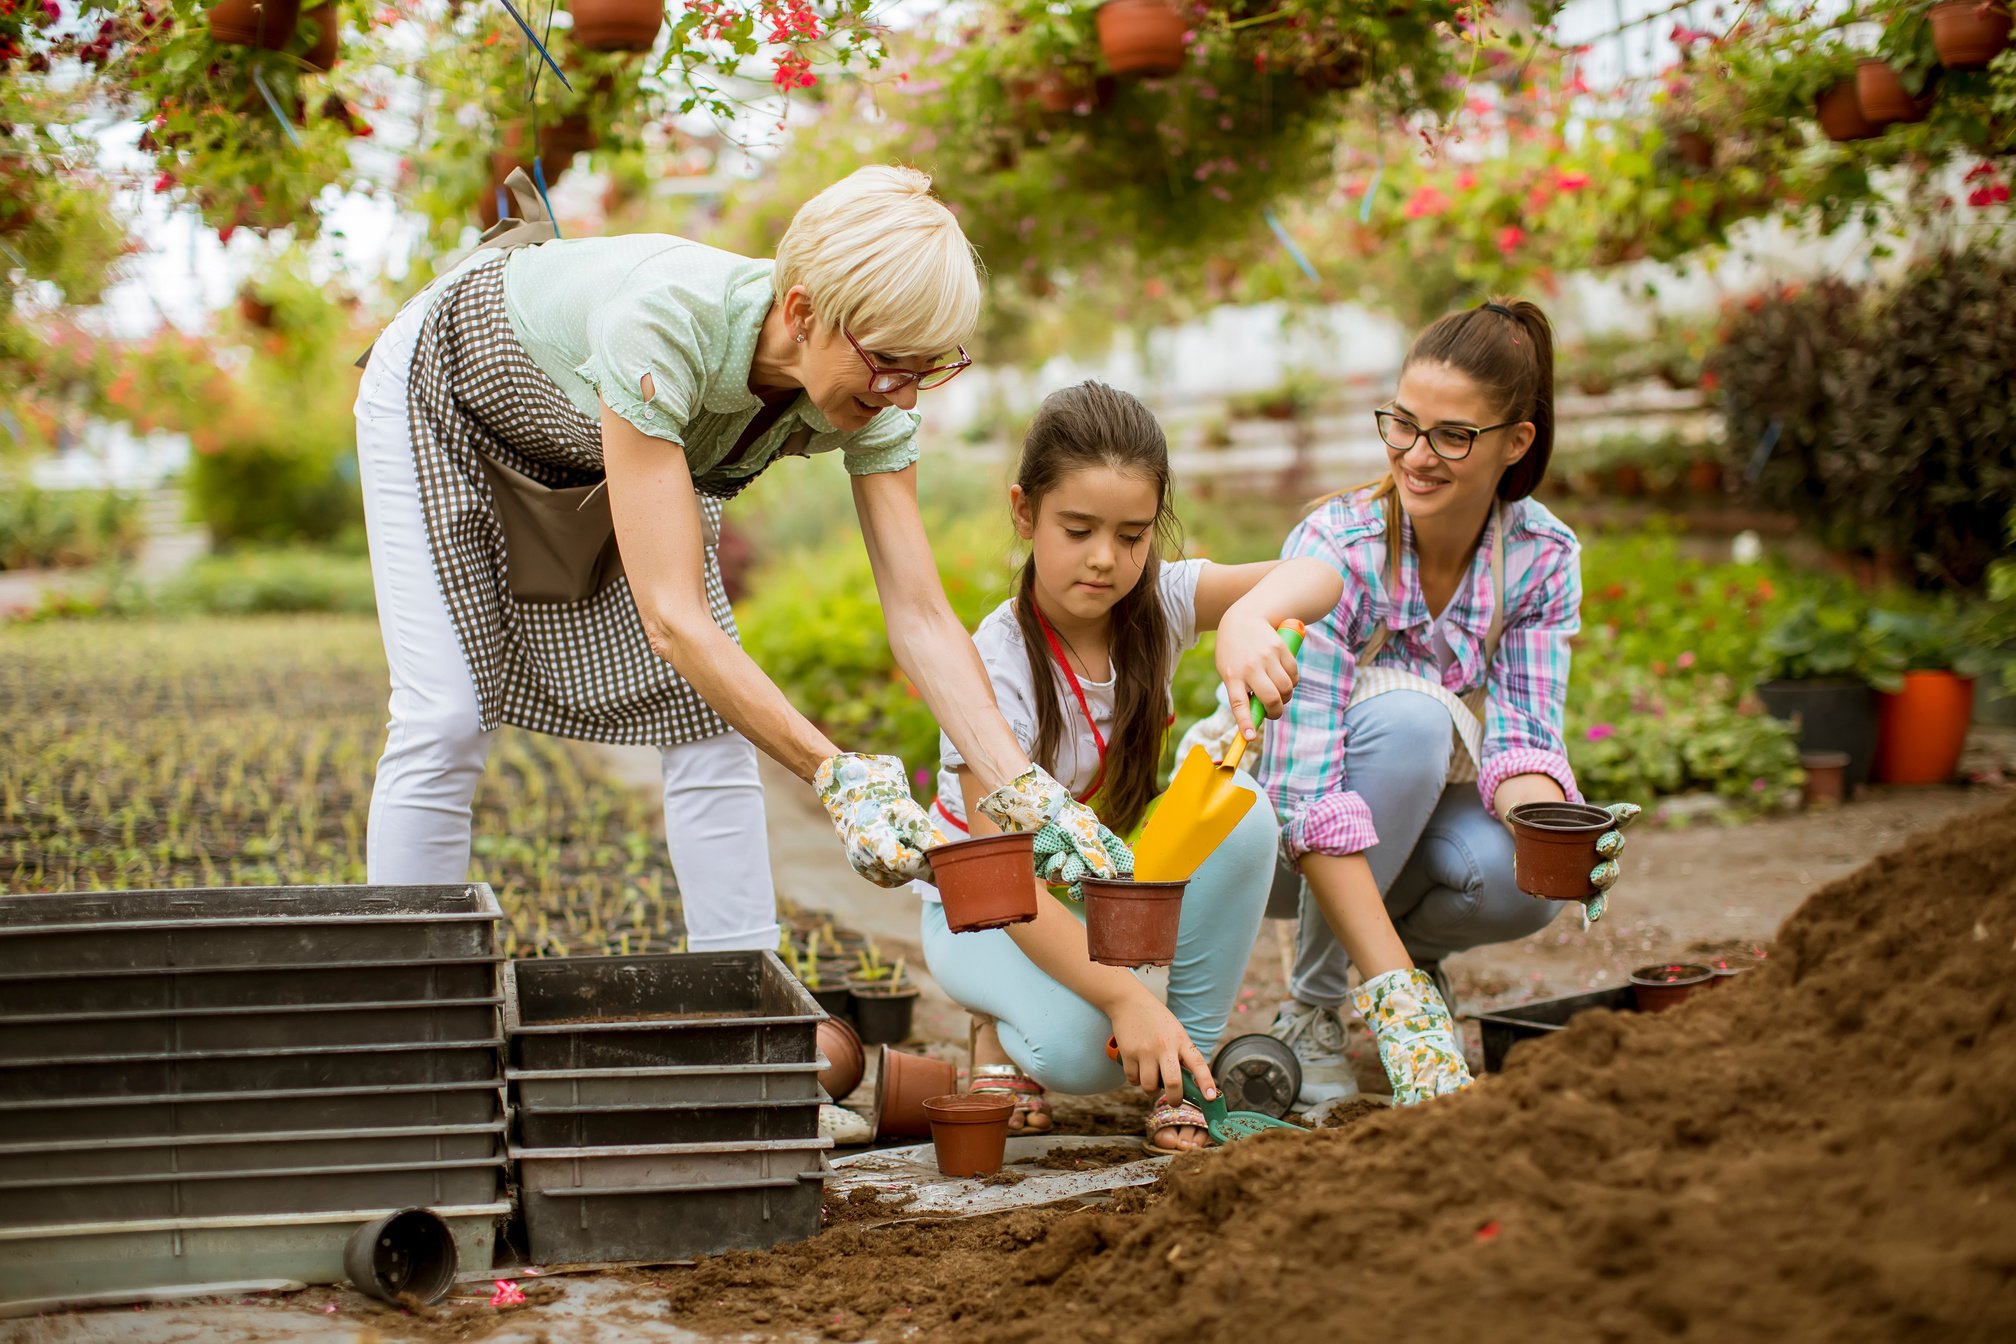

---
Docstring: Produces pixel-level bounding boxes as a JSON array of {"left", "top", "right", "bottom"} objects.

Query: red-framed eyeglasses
[{"left": 844, "top": 327, "right": 972, "bottom": 393}]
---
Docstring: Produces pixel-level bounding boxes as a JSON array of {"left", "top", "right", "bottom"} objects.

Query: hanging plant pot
[
  {"left": 1096, "top": 0, "right": 1187, "bottom": 79},
  {"left": 1300, "top": 47, "right": 1366, "bottom": 94},
  {"left": 1873, "top": 671, "right": 1976, "bottom": 784},
  {"left": 1815, "top": 79, "right": 1879, "bottom": 142},
  {"left": 1673, "top": 129, "right": 1715, "bottom": 170},
  {"left": 237, "top": 290, "right": 277, "bottom": 329},
  {"left": 1931, "top": 1, "right": 2013, "bottom": 69},
  {"left": 299, "top": 2, "right": 339, "bottom": 71},
  {"left": 208, "top": 0, "right": 302, "bottom": 49},
  {"left": 1035, "top": 68, "right": 1095, "bottom": 114},
  {"left": 537, "top": 113, "right": 600, "bottom": 166},
  {"left": 1854, "top": 59, "right": 1929, "bottom": 127},
  {"left": 569, "top": 0, "right": 664, "bottom": 53}
]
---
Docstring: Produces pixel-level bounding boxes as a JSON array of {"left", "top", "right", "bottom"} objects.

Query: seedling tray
[
  {"left": 0, "top": 957, "right": 501, "bottom": 1019},
  {"left": 0, "top": 1120, "right": 506, "bottom": 1183},
  {"left": 507, "top": 952, "right": 820, "bottom": 1071},
  {"left": 0, "top": 1153, "right": 504, "bottom": 1226},
  {"left": 507, "top": 1061, "right": 826, "bottom": 1110},
  {"left": 0, "top": 1080, "right": 504, "bottom": 1145},
  {"left": 0, "top": 1039, "right": 503, "bottom": 1104},
  {"left": 1470, "top": 986, "right": 1635, "bottom": 1073},
  {"left": 0, "top": 998, "right": 500, "bottom": 1063},
  {"left": 514, "top": 1098, "right": 820, "bottom": 1149}
]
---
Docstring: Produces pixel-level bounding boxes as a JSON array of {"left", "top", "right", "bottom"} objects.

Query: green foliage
[
  {"left": 1755, "top": 599, "right": 1908, "bottom": 691},
  {"left": 0, "top": 479, "right": 145, "bottom": 572},
  {"left": 159, "top": 546, "right": 375, "bottom": 616},
  {"left": 1566, "top": 668, "right": 1803, "bottom": 813}
]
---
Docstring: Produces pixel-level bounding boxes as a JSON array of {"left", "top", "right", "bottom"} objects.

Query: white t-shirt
[{"left": 918, "top": 558, "right": 1208, "bottom": 902}]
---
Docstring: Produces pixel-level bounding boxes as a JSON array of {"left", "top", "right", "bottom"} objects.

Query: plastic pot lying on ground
[
  {"left": 927, "top": 833, "right": 1039, "bottom": 932},
  {"left": 816, "top": 1017, "right": 865, "bottom": 1103},
  {"left": 1507, "top": 803, "right": 1616, "bottom": 900},
  {"left": 923, "top": 1093, "right": 1016, "bottom": 1177},
  {"left": 343, "top": 1207, "right": 459, "bottom": 1306},
  {"left": 873, "top": 1045, "right": 959, "bottom": 1139},
  {"left": 1081, "top": 878, "right": 1186, "bottom": 967},
  {"left": 1800, "top": 750, "right": 1850, "bottom": 808},
  {"left": 1628, "top": 963, "right": 1715, "bottom": 1013},
  {"left": 848, "top": 980, "right": 919, "bottom": 1045}
]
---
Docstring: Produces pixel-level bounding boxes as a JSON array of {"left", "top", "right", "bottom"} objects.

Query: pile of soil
[{"left": 665, "top": 797, "right": 2016, "bottom": 1341}]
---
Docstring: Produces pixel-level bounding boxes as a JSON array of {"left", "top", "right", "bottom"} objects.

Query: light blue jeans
[
  {"left": 1287, "top": 691, "right": 1564, "bottom": 1008},
  {"left": 921, "top": 773, "right": 1277, "bottom": 1095}
]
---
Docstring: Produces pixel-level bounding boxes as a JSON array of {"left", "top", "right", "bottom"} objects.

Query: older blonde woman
[{"left": 352, "top": 166, "right": 1127, "bottom": 956}]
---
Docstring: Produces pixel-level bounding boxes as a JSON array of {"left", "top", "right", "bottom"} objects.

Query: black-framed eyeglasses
[
  {"left": 844, "top": 327, "right": 972, "bottom": 394},
  {"left": 1374, "top": 408, "right": 1523, "bottom": 462}
]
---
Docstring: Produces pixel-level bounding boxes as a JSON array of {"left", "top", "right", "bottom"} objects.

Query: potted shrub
[
  {"left": 1929, "top": 1, "right": 2013, "bottom": 69},
  {"left": 846, "top": 946, "right": 919, "bottom": 1045},
  {"left": 1753, "top": 599, "right": 1906, "bottom": 796},
  {"left": 1867, "top": 610, "right": 1978, "bottom": 784}
]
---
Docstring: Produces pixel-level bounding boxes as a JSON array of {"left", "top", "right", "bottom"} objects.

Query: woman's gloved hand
[
  {"left": 1352, "top": 967, "right": 1474, "bottom": 1106},
  {"left": 815, "top": 753, "right": 947, "bottom": 888},
  {"left": 978, "top": 765, "right": 1134, "bottom": 901},
  {"left": 1582, "top": 802, "right": 1643, "bottom": 926}
]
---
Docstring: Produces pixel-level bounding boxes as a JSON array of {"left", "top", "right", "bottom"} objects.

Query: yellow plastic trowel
[{"left": 1132, "top": 620, "right": 1305, "bottom": 883}]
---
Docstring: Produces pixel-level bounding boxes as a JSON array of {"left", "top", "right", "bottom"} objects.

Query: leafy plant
[
  {"left": 850, "top": 944, "right": 905, "bottom": 989},
  {"left": 1755, "top": 599, "right": 1908, "bottom": 691}
]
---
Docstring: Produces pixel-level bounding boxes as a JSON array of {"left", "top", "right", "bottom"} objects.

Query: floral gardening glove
[
  {"left": 1581, "top": 802, "right": 1643, "bottom": 928},
  {"left": 815, "top": 753, "right": 947, "bottom": 888},
  {"left": 978, "top": 765, "right": 1134, "bottom": 902},
  {"left": 1353, "top": 967, "right": 1473, "bottom": 1106}
]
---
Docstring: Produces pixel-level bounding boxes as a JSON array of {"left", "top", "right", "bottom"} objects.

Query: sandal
[
  {"left": 1143, "top": 1099, "right": 1210, "bottom": 1156},
  {"left": 969, "top": 1064, "right": 1054, "bottom": 1134}
]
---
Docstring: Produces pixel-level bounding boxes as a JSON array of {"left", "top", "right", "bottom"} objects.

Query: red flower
[
  {"left": 1403, "top": 185, "right": 1450, "bottom": 220},
  {"left": 1495, "top": 224, "right": 1525, "bottom": 255},
  {"left": 1554, "top": 170, "right": 1590, "bottom": 192}
]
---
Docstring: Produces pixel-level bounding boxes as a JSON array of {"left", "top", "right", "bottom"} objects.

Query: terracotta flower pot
[
  {"left": 927, "top": 832, "right": 1039, "bottom": 933},
  {"left": 816, "top": 1016, "right": 865, "bottom": 1102},
  {"left": 1081, "top": 877, "right": 1186, "bottom": 967},
  {"left": 1674, "top": 129, "right": 1715, "bottom": 169},
  {"left": 208, "top": 0, "right": 301, "bottom": 49},
  {"left": 1685, "top": 458, "right": 1725, "bottom": 495},
  {"left": 1931, "top": 1, "right": 2013, "bottom": 69},
  {"left": 300, "top": 2, "right": 339, "bottom": 71},
  {"left": 537, "top": 113, "right": 599, "bottom": 166},
  {"left": 873, "top": 1044, "right": 958, "bottom": 1139},
  {"left": 923, "top": 1093, "right": 1015, "bottom": 1177},
  {"left": 1873, "top": 671, "right": 1976, "bottom": 784},
  {"left": 1096, "top": 0, "right": 1187, "bottom": 78},
  {"left": 570, "top": 0, "right": 664, "bottom": 52},
  {"left": 1033, "top": 69, "right": 1094, "bottom": 114},
  {"left": 1609, "top": 463, "right": 1647, "bottom": 498},
  {"left": 1855, "top": 58, "right": 1928, "bottom": 127},
  {"left": 1508, "top": 802, "right": 1615, "bottom": 901},
  {"left": 1800, "top": 750, "right": 1850, "bottom": 808},
  {"left": 1816, "top": 79, "right": 1878, "bottom": 142},
  {"left": 1628, "top": 963, "right": 1715, "bottom": 1013},
  {"left": 848, "top": 980, "right": 919, "bottom": 1045}
]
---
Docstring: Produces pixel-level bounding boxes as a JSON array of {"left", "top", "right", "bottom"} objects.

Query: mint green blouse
[{"left": 499, "top": 235, "right": 920, "bottom": 494}]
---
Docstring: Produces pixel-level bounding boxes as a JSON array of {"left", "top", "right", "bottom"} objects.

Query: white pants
[{"left": 351, "top": 273, "right": 779, "bottom": 953}]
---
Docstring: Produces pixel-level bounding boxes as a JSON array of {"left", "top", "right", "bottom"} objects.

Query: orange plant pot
[{"left": 1873, "top": 671, "right": 1976, "bottom": 784}]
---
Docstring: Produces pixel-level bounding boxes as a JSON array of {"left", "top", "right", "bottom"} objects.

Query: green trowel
[{"left": 1183, "top": 1068, "right": 1306, "bottom": 1144}]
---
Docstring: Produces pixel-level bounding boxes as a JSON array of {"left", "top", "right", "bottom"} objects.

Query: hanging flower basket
[
  {"left": 1815, "top": 78, "right": 1878, "bottom": 142},
  {"left": 207, "top": 0, "right": 302, "bottom": 50},
  {"left": 568, "top": 0, "right": 663, "bottom": 54},
  {"left": 1096, "top": 0, "right": 1186, "bottom": 79},
  {"left": 1930, "top": 1, "right": 2013, "bottom": 70},
  {"left": 299, "top": 2, "right": 339, "bottom": 72},
  {"left": 1854, "top": 58, "right": 1929, "bottom": 128}
]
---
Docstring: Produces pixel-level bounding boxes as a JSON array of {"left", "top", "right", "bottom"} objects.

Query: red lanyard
[{"left": 933, "top": 605, "right": 1107, "bottom": 835}]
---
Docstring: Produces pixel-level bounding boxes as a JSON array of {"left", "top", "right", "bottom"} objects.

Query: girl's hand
[
  {"left": 815, "top": 753, "right": 948, "bottom": 887},
  {"left": 1216, "top": 603, "right": 1300, "bottom": 742},
  {"left": 1107, "top": 994, "right": 1217, "bottom": 1106}
]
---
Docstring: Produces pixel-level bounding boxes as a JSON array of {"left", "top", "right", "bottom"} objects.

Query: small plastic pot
[
  {"left": 874, "top": 1045, "right": 959, "bottom": 1139},
  {"left": 1800, "top": 750, "right": 1850, "bottom": 809},
  {"left": 343, "top": 1207, "right": 459, "bottom": 1306},
  {"left": 848, "top": 980, "right": 919, "bottom": 1045},
  {"left": 1508, "top": 802, "right": 1616, "bottom": 900},
  {"left": 807, "top": 983, "right": 854, "bottom": 1020},
  {"left": 1081, "top": 877, "right": 1187, "bottom": 967},
  {"left": 927, "top": 832, "right": 1039, "bottom": 932},
  {"left": 817, "top": 1016, "right": 866, "bottom": 1103},
  {"left": 923, "top": 1093, "right": 1016, "bottom": 1177},
  {"left": 1628, "top": 963, "right": 1716, "bottom": 1013}
]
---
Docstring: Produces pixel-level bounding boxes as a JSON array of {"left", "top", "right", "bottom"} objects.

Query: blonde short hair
[{"left": 773, "top": 165, "right": 983, "bottom": 361}]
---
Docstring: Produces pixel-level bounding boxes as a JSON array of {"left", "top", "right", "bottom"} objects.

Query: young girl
[
  {"left": 1255, "top": 299, "right": 1637, "bottom": 1107},
  {"left": 919, "top": 381, "right": 1343, "bottom": 1153}
]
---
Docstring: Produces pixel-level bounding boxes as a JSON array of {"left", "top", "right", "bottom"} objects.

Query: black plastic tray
[
  {"left": 0, "top": 1080, "right": 503, "bottom": 1144},
  {"left": 0, "top": 957, "right": 501, "bottom": 1018},
  {"left": 0, "top": 1121, "right": 506, "bottom": 1183},
  {"left": 506, "top": 1062, "right": 826, "bottom": 1110},
  {"left": 1470, "top": 986, "right": 1635, "bottom": 1073},
  {"left": 0, "top": 1154, "right": 504, "bottom": 1227},
  {"left": 0, "top": 1039, "right": 503, "bottom": 1103},
  {"left": 0, "top": 999, "right": 500, "bottom": 1063},
  {"left": 514, "top": 1098, "right": 820, "bottom": 1148}
]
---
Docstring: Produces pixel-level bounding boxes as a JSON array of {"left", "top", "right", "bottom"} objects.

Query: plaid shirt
[{"left": 1258, "top": 488, "right": 1584, "bottom": 859}]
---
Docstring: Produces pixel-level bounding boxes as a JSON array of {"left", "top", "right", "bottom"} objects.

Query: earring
[{"left": 794, "top": 332, "right": 806, "bottom": 343}]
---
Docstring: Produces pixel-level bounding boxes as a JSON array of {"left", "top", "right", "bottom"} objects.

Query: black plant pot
[
  {"left": 807, "top": 983, "right": 853, "bottom": 1022},
  {"left": 847, "top": 982, "right": 919, "bottom": 1045},
  {"left": 1756, "top": 678, "right": 1878, "bottom": 795}
]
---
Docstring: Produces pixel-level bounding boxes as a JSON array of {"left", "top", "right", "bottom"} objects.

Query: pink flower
[
  {"left": 1495, "top": 225, "right": 1525, "bottom": 255},
  {"left": 1555, "top": 170, "right": 1590, "bottom": 192},
  {"left": 1675, "top": 651, "right": 1696, "bottom": 670},
  {"left": 1403, "top": 185, "right": 1451, "bottom": 219},
  {"left": 1585, "top": 723, "right": 1616, "bottom": 742}
]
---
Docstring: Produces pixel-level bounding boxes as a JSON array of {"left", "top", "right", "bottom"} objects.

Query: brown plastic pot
[
  {"left": 208, "top": 0, "right": 301, "bottom": 49},
  {"left": 1096, "top": 0, "right": 1187, "bottom": 78},
  {"left": 1508, "top": 802, "right": 1615, "bottom": 900},
  {"left": 1081, "top": 877, "right": 1186, "bottom": 967},
  {"left": 817, "top": 1016, "right": 865, "bottom": 1103},
  {"left": 873, "top": 1044, "right": 958, "bottom": 1139},
  {"left": 300, "top": 2, "right": 339, "bottom": 71},
  {"left": 923, "top": 1093, "right": 1016, "bottom": 1177},
  {"left": 1816, "top": 79, "right": 1879, "bottom": 142},
  {"left": 1628, "top": 963, "right": 1715, "bottom": 1013},
  {"left": 570, "top": 0, "right": 665, "bottom": 51},
  {"left": 1855, "top": 58, "right": 1928, "bottom": 127},
  {"left": 1932, "top": 1, "right": 2013, "bottom": 69},
  {"left": 1800, "top": 750, "right": 1850, "bottom": 808},
  {"left": 928, "top": 832, "right": 1039, "bottom": 933}
]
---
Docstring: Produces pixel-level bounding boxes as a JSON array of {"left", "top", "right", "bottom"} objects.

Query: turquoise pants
[{"left": 919, "top": 773, "right": 1276, "bottom": 1095}]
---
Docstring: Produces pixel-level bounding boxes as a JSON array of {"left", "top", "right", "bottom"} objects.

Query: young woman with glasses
[
  {"left": 1218, "top": 298, "right": 1637, "bottom": 1108},
  {"left": 352, "top": 164, "right": 1128, "bottom": 965}
]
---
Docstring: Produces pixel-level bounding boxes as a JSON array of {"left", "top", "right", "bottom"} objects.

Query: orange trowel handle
[{"left": 1221, "top": 619, "right": 1306, "bottom": 772}]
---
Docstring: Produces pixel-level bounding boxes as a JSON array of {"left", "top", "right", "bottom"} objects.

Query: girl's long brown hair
[
  {"left": 1320, "top": 297, "right": 1558, "bottom": 578},
  {"left": 1011, "top": 381, "right": 1178, "bottom": 837}
]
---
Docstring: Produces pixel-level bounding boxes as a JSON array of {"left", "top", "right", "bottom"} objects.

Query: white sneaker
[{"left": 1269, "top": 1000, "right": 1360, "bottom": 1105}]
